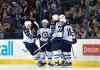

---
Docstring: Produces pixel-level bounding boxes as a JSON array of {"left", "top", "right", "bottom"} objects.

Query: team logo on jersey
[{"left": 42, "top": 32, "right": 49, "bottom": 38}]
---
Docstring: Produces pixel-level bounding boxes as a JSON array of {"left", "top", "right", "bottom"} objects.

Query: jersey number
[
  {"left": 57, "top": 26, "right": 63, "bottom": 32},
  {"left": 67, "top": 28, "right": 72, "bottom": 36}
]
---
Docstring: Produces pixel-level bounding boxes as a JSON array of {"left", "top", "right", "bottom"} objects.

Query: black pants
[
  {"left": 50, "top": 37, "right": 72, "bottom": 52},
  {"left": 62, "top": 40, "right": 72, "bottom": 52},
  {"left": 24, "top": 42, "right": 38, "bottom": 55},
  {"left": 50, "top": 37, "right": 64, "bottom": 51},
  {"left": 40, "top": 41, "right": 51, "bottom": 52}
]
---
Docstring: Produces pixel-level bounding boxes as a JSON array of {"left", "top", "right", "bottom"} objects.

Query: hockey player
[
  {"left": 23, "top": 19, "right": 39, "bottom": 60},
  {"left": 37, "top": 19, "right": 51, "bottom": 66},
  {"left": 50, "top": 14, "right": 59, "bottom": 35},
  {"left": 50, "top": 14, "right": 65, "bottom": 66},
  {"left": 60, "top": 14, "right": 77, "bottom": 66}
]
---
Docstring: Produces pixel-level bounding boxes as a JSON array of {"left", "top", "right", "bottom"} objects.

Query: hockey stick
[
  {"left": 33, "top": 37, "right": 54, "bottom": 54},
  {"left": 71, "top": 46, "right": 77, "bottom": 58},
  {"left": 35, "top": 38, "right": 49, "bottom": 64}
]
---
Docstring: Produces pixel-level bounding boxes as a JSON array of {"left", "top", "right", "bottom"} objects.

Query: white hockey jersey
[
  {"left": 23, "top": 21, "right": 39, "bottom": 43},
  {"left": 37, "top": 28, "right": 51, "bottom": 42},
  {"left": 23, "top": 29, "right": 35, "bottom": 43},
  {"left": 52, "top": 22, "right": 64, "bottom": 38},
  {"left": 63, "top": 25, "right": 75, "bottom": 42}
]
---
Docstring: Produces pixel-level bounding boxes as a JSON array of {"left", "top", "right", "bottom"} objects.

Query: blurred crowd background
[{"left": 0, "top": 0, "right": 100, "bottom": 39}]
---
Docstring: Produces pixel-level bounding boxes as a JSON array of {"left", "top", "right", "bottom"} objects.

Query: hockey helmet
[
  {"left": 59, "top": 14, "right": 66, "bottom": 23},
  {"left": 52, "top": 14, "right": 59, "bottom": 21},
  {"left": 59, "top": 14, "right": 66, "bottom": 19},
  {"left": 24, "top": 20, "right": 32, "bottom": 28},
  {"left": 41, "top": 19, "right": 49, "bottom": 27}
]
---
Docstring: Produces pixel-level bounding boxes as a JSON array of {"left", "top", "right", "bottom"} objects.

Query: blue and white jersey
[
  {"left": 23, "top": 28, "right": 35, "bottom": 43},
  {"left": 50, "top": 21, "right": 56, "bottom": 35},
  {"left": 37, "top": 28, "right": 51, "bottom": 42},
  {"left": 23, "top": 21, "right": 39, "bottom": 43},
  {"left": 63, "top": 25, "right": 75, "bottom": 42},
  {"left": 52, "top": 22, "right": 64, "bottom": 38}
]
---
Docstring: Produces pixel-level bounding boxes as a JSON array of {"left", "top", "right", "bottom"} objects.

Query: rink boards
[{"left": 0, "top": 39, "right": 100, "bottom": 67}]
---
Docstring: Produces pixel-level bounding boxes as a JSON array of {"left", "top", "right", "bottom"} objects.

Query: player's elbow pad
[{"left": 72, "top": 39, "right": 77, "bottom": 44}]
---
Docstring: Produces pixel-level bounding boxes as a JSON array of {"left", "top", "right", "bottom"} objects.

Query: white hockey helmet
[
  {"left": 52, "top": 14, "right": 59, "bottom": 21},
  {"left": 59, "top": 14, "right": 66, "bottom": 20},
  {"left": 59, "top": 14, "right": 66, "bottom": 23},
  {"left": 41, "top": 19, "right": 49, "bottom": 27},
  {"left": 24, "top": 20, "right": 32, "bottom": 28},
  {"left": 59, "top": 18, "right": 67, "bottom": 23}
]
